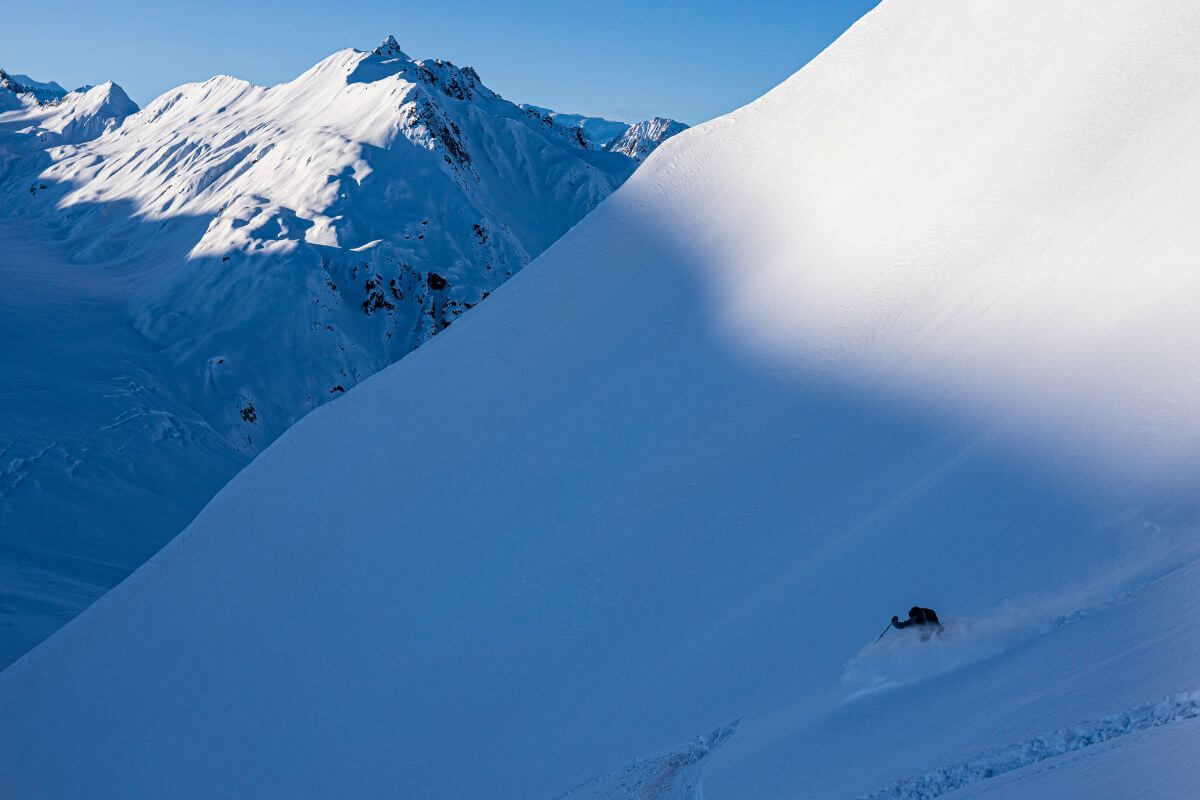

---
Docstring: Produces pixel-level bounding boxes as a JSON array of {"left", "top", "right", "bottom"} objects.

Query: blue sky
[{"left": 2, "top": 0, "right": 879, "bottom": 125}]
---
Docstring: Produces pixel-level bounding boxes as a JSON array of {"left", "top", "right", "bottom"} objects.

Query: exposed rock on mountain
[
  {"left": 605, "top": 116, "right": 689, "bottom": 160},
  {"left": 520, "top": 102, "right": 689, "bottom": 159}
]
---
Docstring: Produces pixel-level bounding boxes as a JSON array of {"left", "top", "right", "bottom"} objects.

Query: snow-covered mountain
[
  {"left": 520, "top": 102, "right": 688, "bottom": 158},
  {"left": 0, "top": 69, "right": 70, "bottom": 105},
  {"left": 4, "top": 1, "right": 1199, "bottom": 798},
  {"left": 0, "top": 70, "right": 135, "bottom": 166},
  {"left": 0, "top": 38, "right": 668, "bottom": 665},
  {"left": 605, "top": 116, "right": 689, "bottom": 160},
  {"left": 519, "top": 104, "right": 633, "bottom": 147}
]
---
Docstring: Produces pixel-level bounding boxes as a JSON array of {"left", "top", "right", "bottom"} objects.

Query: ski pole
[{"left": 875, "top": 621, "right": 893, "bottom": 643}]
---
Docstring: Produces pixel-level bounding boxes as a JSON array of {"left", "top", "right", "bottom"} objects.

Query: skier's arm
[{"left": 891, "top": 615, "right": 912, "bottom": 629}]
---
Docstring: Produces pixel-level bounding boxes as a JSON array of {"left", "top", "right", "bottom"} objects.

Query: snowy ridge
[
  {"left": 519, "top": 104, "right": 632, "bottom": 148},
  {"left": 860, "top": 692, "right": 1200, "bottom": 800}
]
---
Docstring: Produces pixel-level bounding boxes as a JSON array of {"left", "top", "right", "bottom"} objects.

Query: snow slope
[
  {"left": 0, "top": 38, "right": 651, "bottom": 665},
  {"left": 4, "top": 1, "right": 1200, "bottom": 798}
]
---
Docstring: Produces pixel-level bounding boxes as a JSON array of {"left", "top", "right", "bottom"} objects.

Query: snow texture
[
  {"left": 3, "top": 2, "right": 1200, "bottom": 799},
  {"left": 860, "top": 691, "right": 1200, "bottom": 800},
  {"left": 556, "top": 722, "right": 738, "bottom": 800}
]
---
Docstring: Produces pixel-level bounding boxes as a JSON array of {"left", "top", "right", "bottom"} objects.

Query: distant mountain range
[
  {"left": 518, "top": 102, "right": 688, "bottom": 160},
  {"left": 0, "top": 67, "right": 92, "bottom": 104}
]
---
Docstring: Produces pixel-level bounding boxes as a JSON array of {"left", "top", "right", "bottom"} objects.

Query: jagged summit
[
  {"left": 373, "top": 35, "right": 410, "bottom": 61},
  {"left": 351, "top": 38, "right": 683, "bottom": 161},
  {"left": 518, "top": 102, "right": 688, "bottom": 160},
  {"left": 354, "top": 39, "right": 686, "bottom": 159},
  {"left": 605, "top": 116, "right": 688, "bottom": 161},
  {"left": 343, "top": 38, "right": 493, "bottom": 107}
]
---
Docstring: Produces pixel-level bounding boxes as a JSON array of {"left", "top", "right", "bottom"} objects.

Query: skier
[
  {"left": 892, "top": 606, "right": 939, "bottom": 628},
  {"left": 891, "top": 606, "right": 942, "bottom": 641}
]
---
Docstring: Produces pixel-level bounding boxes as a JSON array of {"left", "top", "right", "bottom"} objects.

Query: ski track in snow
[
  {"left": 842, "top": 617, "right": 1035, "bottom": 702},
  {"left": 841, "top": 548, "right": 1200, "bottom": 700},
  {"left": 858, "top": 692, "right": 1200, "bottom": 800}
]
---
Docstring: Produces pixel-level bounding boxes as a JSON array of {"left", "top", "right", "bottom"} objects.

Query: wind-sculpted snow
[
  {"left": 4, "top": 2, "right": 1200, "bottom": 799},
  {"left": 859, "top": 692, "right": 1200, "bottom": 800}
]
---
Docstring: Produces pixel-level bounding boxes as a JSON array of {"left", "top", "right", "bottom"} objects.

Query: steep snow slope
[
  {"left": 4, "top": 2, "right": 1200, "bottom": 798},
  {"left": 0, "top": 39, "right": 645, "bottom": 665}
]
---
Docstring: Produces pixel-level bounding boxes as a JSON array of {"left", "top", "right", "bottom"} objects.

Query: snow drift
[{"left": 3, "top": 1, "right": 1200, "bottom": 798}]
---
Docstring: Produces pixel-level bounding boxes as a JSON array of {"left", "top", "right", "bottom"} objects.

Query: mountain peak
[
  {"left": 605, "top": 116, "right": 688, "bottom": 161},
  {"left": 373, "top": 35, "right": 409, "bottom": 61}
]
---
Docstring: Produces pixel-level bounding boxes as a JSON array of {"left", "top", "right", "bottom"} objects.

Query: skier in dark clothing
[
  {"left": 892, "top": 606, "right": 939, "bottom": 629},
  {"left": 891, "top": 606, "right": 942, "bottom": 641}
]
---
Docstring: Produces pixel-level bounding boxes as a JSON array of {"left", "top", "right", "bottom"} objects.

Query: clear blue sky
[{"left": 2, "top": 0, "right": 880, "bottom": 125}]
